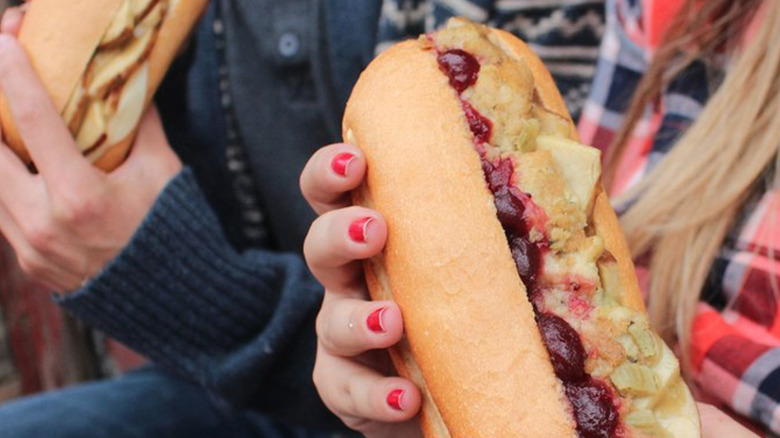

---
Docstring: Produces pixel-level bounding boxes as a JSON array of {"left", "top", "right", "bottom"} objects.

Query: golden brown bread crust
[
  {"left": 0, "top": 0, "right": 208, "bottom": 172},
  {"left": 0, "top": 0, "right": 121, "bottom": 163},
  {"left": 345, "top": 40, "right": 576, "bottom": 438},
  {"left": 92, "top": 134, "right": 133, "bottom": 171}
]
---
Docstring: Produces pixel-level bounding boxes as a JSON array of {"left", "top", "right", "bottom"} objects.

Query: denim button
[
  {"left": 212, "top": 19, "right": 224, "bottom": 35},
  {"left": 277, "top": 32, "right": 301, "bottom": 58}
]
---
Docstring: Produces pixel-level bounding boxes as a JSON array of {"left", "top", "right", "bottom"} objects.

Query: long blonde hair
[{"left": 606, "top": 0, "right": 780, "bottom": 369}]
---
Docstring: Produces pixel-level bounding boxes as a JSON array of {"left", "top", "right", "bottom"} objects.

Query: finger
[
  {"left": 1, "top": 6, "right": 24, "bottom": 36},
  {"left": 0, "top": 35, "right": 95, "bottom": 183},
  {"left": 115, "top": 106, "right": 182, "bottom": 181},
  {"left": 35, "top": 264, "right": 83, "bottom": 293},
  {"left": 317, "top": 298, "right": 403, "bottom": 357},
  {"left": 0, "top": 201, "right": 28, "bottom": 262},
  {"left": 0, "top": 144, "right": 41, "bottom": 222},
  {"left": 0, "top": 143, "right": 34, "bottom": 199},
  {"left": 303, "top": 206, "right": 387, "bottom": 293},
  {"left": 128, "top": 106, "right": 169, "bottom": 156},
  {"left": 300, "top": 143, "right": 366, "bottom": 215},
  {"left": 0, "top": 206, "right": 80, "bottom": 292},
  {"left": 314, "top": 347, "right": 421, "bottom": 424},
  {"left": 698, "top": 403, "right": 758, "bottom": 438}
]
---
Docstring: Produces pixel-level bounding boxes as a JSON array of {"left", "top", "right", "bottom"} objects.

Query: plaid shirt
[{"left": 579, "top": 0, "right": 780, "bottom": 434}]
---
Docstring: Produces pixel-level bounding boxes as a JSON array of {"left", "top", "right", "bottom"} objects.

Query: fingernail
[
  {"left": 387, "top": 389, "right": 405, "bottom": 411},
  {"left": 366, "top": 307, "right": 387, "bottom": 333},
  {"left": 348, "top": 216, "right": 373, "bottom": 243},
  {"left": 331, "top": 152, "right": 356, "bottom": 177}
]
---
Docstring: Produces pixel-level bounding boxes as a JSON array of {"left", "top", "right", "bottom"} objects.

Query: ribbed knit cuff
[{"left": 56, "top": 169, "right": 323, "bottom": 407}]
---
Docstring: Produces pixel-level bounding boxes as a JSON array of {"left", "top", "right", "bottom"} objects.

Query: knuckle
[
  {"left": 341, "top": 417, "right": 370, "bottom": 433},
  {"left": 315, "top": 312, "right": 338, "bottom": 353},
  {"left": 314, "top": 310, "right": 327, "bottom": 338},
  {"left": 22, "top": 219, "right": 54, "bottom": 254},
  {"left": 154, "top": 151, "right": 181, "bottom": 179},
  {"left": 311, "top": 362, "right": 325, "bottom": 391},
  {"left": 53, "top": 187, "right": 105, "bottom": 225},
  {"left": 343, "top": 379, "right": 364, "bottom": 418},
  {"left": 312, "top": 365, "right": 349, "bottom": 422},
  {"left": 16, "top": 248, "right": 44, "bottom": 278},
  {"left": 303, "top": 215, "right": 328, "bottom": 262}
]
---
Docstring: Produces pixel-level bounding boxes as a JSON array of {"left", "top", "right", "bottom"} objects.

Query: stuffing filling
[{"left": 425, "top": 18, "right": 689, "bottom": 438}]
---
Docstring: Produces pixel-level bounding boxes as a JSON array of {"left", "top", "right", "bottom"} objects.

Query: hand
[
  {"left": 301, "top": 144, "right": 423, "bottom": 438},
  {"left": 301, "top": 145, "right": 772, "bottom": 438},
  {"left": 699, "top": 403, "right": 760, "bottom": 437},
  {"left": 0, "top": 17, "right": 182, "bottom": 292}
]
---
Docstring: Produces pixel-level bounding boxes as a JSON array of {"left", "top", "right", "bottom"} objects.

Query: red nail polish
[
  {"left": 348, "top": 217, "right": 373, "bottom": 243},
  {"left": 366, "top": 307, "right": 387, "bottom": 333},
  {"left": 387, "top": 389, "right": 405, "bottom": 411},
  {"left": 331, "top": 152, "right": 356, "bottom": 177}
]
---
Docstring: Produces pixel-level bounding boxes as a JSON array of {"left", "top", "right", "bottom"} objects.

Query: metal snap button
[{"left": 277, "top": 32, "right": 301, "bottom": 58}]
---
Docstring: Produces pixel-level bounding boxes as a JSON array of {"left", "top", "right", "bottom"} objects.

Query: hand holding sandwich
[
  {"left": 0, "top": 7, "right": 181, "bottom": 292},
  {"left": 301, "top": 143, "right": 760, "bottom": 438},
  {"left": 302, "top": 142, "right": 422, "bottom": 438},
  {"left": 0, "top": 0, "right": 206, "bottom": 292}
]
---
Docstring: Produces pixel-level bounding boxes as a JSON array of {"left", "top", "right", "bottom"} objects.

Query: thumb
[
  {"left": 698, "top": 403, "right": 760, "bottom": 438},
  {"left": 116, "top": 105, "right": 182, "bottom": 179},
  {"left": 1, "top": 6, "right": 25, "bottom": 37}
]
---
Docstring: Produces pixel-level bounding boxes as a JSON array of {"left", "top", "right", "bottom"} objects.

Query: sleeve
[
  {"left": 577, "top": 0, "right": 650, "bottom": 150},
  {"left": 691, "top": 192, "right": 780, "bottom": 436},
  {"left": 55, "top": 168, "right": 341, "bottom": 429}
]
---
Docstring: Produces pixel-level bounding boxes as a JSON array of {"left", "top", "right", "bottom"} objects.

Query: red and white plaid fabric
[{"left": 578, "top": 0, "right": 780, "bottom": 434}]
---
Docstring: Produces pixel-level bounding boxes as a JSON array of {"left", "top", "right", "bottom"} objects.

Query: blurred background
[{"left": 0, "top": 0, "right": 144, "bottom": 406}]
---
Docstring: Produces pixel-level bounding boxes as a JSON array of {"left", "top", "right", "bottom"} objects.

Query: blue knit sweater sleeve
[{"left": 56, "top": 169, "right": 334, "bottom": 427}]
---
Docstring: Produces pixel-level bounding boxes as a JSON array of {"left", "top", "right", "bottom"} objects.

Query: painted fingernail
[
  {"left": 366, "top": 307, "right": 387, "bottom": 333},
  {"left": 387, "top": 389, "right": 405, "bottom": 411},
  {"left": 348, "top": 216, "right": 373, "bottom": 243},
  {"left": 331, "top": 152, "right": 356, "bottom": 177}
]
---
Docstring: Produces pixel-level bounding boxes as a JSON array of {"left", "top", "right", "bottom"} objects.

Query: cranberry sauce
[
  {"left": 480, "top": 157, "right": 545, "bottom": 294},
  {"left": 481, "top": 154, "right": 619, "bottom": 438},
  {"left": 434, "top": 44, "right": 619, "bottom": 437},
  {"left": 436, "top": 49, "right": 492, "bottom": 144},
  {"left": 437, "top": 49, "right": 480, "bottom": 93},
  {"left": 537, "top": 313, "right": 586, "bottom": 382},
  {"left": 462, "top": 101, "right": 492, "bottom": 144},
  {"left": 565, "top": 380, "right": 620, "bottom": 438}
]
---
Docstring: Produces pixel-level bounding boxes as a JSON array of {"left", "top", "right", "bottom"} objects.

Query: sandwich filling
[
  {"left": 426, "top": 18, "right": 695, "bottom": 438},
  {"left": 61, "top": 0, "right": 171, "bottom": 162}
]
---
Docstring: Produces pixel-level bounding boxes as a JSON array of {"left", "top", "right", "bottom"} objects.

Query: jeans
[{"left": 0, "top": 366, "right": 344, "bottom": 438}]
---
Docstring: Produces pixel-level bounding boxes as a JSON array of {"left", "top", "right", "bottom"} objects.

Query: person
[
  {"left": 300, "top": 0, "right": 780, "bottom": 437},
  {"left": 0, "top": 0, "right": 609, "bottom": 437}
]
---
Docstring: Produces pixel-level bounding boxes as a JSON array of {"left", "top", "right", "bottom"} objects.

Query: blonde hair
[{"left": 608, "top": 0, "right": 780, "bottom": 370}]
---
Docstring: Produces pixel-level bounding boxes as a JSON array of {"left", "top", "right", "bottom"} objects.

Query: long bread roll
[
  {"left": 344, "top": 18, "right": 700, "bottom": 438},
  {"left": 0, "top": 0, "right": 208, "bottom": 171}
]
